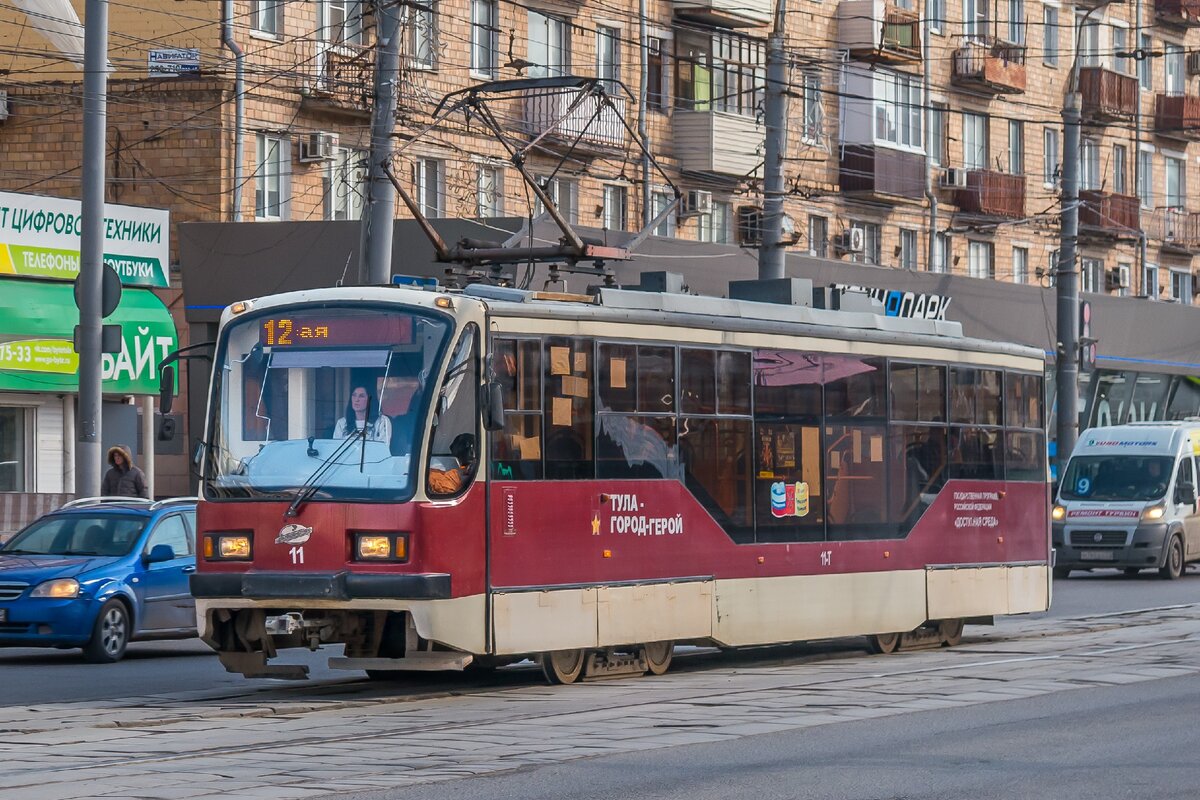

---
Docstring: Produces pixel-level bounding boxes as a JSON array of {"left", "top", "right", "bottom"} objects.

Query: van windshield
[{"left": 1060, "top": 455, "right": 1174, "bottom": 502}]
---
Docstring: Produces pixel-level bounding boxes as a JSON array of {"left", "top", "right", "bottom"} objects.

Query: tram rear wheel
[
  {"left": 868, "top": 632, "right": 901, "bottom": 655},
  {"left": 937, "top": 618, "right": 964, "bottom": 647},
  {"left": 643, "top": 641, "right": 674, "bottom": 676},
  {"left": 540, "top": 649, "right": 587, "bottom": 684}
]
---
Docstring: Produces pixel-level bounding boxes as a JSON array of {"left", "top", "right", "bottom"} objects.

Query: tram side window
[
  {"left": 949, "top": 368, "right": 1003, "bottom": 481},
  {"left": 1005, "top": 372, "right": 1042, "bottom": 429},
  {"left": 597, "top": 343, "right": 637, "bottom": 412},
  {"left": 717, "top": 351, "right": 752, "bottom": 415},
  {"left": 753, "top": 350, "right": 822, "bottom": 417},
  {"left": 492, "top": 338, "right": 543, "bottom": 481},
  {"left": 948, "top": 427, "right": 1003, "bottom": 480},
  {"left": 951, "top": 367, "right": 1003, "bottom": 426},
  {"left": 825, "top": 356, "right": 886, "bottom": 418},
  {"left": 891, "top": 363, "right": 947, "bottom": 423},
  {"left": 427, "top": 324, "right": 480, "bottom": 497},
  {"left": 680, "top": 349, "right": 716, "bottom": 414},
  {"left": 597, "top": 342, "right": 679, "bottom": 480},
  {"left": 825, "top": 423, "right": 890, "bottom": 539},
  {"left": 638, "top": 346, "right": 675, "bottom": 415},
  {"left": 889, "top": 425, "right": 948, "bottom": 531},
  {"left": 680, "top": 418, "right": 753, "bottom": 542},
  {"left": 544, "top": 337, "right": 595, "bottom": 480},
  {"left": 754, "top": 422, "right": 824, "bottom": 542},
  {"left": 1005, "top": 371, "right": 1046, "bottom": 482}
]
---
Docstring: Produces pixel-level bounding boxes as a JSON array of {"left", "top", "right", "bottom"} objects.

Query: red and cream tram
[{"left": 189, "top": 282, "right": 1050, "bottom": 682}]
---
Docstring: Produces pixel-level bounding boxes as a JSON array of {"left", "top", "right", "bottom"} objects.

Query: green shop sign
[
  {"left": 0, "top": 278, "right": 178, "bottom": 395},
  {"left": 0, "top": 191, "right": 169, "bottom": 288}
]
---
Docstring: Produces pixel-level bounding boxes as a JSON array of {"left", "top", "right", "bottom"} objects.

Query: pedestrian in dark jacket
[{"left": 102, "top": 445, "right": 149, "bottom": 499}]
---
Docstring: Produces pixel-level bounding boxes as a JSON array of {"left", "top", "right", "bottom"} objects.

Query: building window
[
  {"left": 676, "top": 30, "right": 765, "bottom": 117},
  {"left": 1077, "top": 11, "right": 1100, "bottom": 68},
  {"left": 930, "top": 103, "right": 948, "bottom": 167},
  {"left": 962, "top": 112, "right": 987, "bottom": 171},
  {"left": 875, "top": 70, "right": 923, "bottom": 150},
  {"left": 1081, "top": 257, "right": 1103, "bottom": 293},
  {"left": 1113, "top": 144, "right": 1127, "bottom": 195},
  {"left": 1042, "top": 5, "right": 1058, "bottom": 66},
  {"left": 1144, "top": 262, "right": 1160, "bottom": 299},
  {"left": 0, "top": 407, "right": 28, "bottom": 492},
  {"left": 1171, "top": 269, "right": 1193, "bottom": 303},
  {"left": 647, "top": 37, "right": 668, "bottom": 110},
  {"left": 1080, "top": 138, "right": 1100, "bottom": 191},
  {"left": 528, "top": 11, "right": 569, "bottom": 78},
  {"left": 1139, "top": 33, "right": 1153, "bottom": 91},
  {"left": 802, "top": 70, "right": 823, "bottom": 143},
  {"left": 698, "top": 202, "right": 733, "bottom": 244},
  {"left": 963, "top": 0, "right": 988, "bottom": 40},
  {"left": 253, "top": 0, "right": 281, "bottom": 35},
  {"left": 928, "top": 0, "right": 944, "bottom": 32},
  {"left": 477, "top": 164, "right": 503, "bottom": 217},
  {"left": 1112, "top": 25, "right": 1132, "bottom": 76},
  {"left": 597, "top": 26, "right": 620, "bottom": 94},
  {"left": 851, "top": 221, "right": 882, "bottom": 265},
  {"left": 899, "top": 229, "right": 918, "bottom": 269},
  {"left": 1138, "top": 149, "right": 1154, "bottom": 208},
  {"left": 1008, "top": 0, "right": 1024, "bottom": 45},
  {"left": 603, "top": 184, "right": 628, "bottom": 231},
  {"left": 406, "top": 0, "right": 437, "bottom": 69},
  {"left": 1166, "top": 154, "right": 1186, "bottom": 209},
  {"left": 323, "top": 0, "right": 361, "bottom": 44},
  {"left": 470, "top": 0, "right": 498, "bottom": 77},
  {"left": 1043, "top": 127, "right": 1060, "bottom": 187},
  {"left": 536, "top": 176, "right": 578, "bottom": 224},
  {"left": 255, "top": 133, "right": 284, "bottom": 220},
  {"left": 1008, "top": 120, "right": 1023, "bottom": 175},
  {"left": 932, "top": 232, "right": 951, "bottom": 273},
  {"left": 651, "top": 190, "right": 676, "bottom": 237},
  {"left": 1012, "top": 247, "right": 1028, "bottom": 283},
  {"left": 1165, "top": 43, "right": 1185, "bottom": 95},
  {"left": 808, "top": 215, "right": 828, "bottom": 258},
  {"left": 326, "top": 147, "right": 366, "bottom": 221},
  {"left": 415, "top": 158, "right": 444, "bottom": 218},
  {"left": 967, "top": 240, "right": 994, "bottom": 279}
]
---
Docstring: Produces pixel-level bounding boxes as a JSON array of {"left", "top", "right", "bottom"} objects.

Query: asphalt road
[
  {"left": 331, "top": 674, "right": 1200, "bottom": 800},
  {"left": 0, "top": 566, "right": 1196, "bottom": 706}
]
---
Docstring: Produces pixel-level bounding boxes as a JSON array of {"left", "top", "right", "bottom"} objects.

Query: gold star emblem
[{"left": 591, "top": 515, "right": 601, "bottom": 535}]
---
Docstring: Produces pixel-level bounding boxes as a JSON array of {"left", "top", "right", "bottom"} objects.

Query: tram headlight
[
  {"left": 1141, "top": 504, "right": 1166, "bottom": 522},
  {"left": 205, "top": 533, "right": 253, "bottom": 560},
  {"left": 353, "top": 532, "right": 408, "bottom": 562},
  {"left": 1051, "top": 505, "right": 1066, "bottom": 522}
]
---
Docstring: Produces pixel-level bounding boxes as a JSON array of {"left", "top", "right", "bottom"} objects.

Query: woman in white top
[{"left": 333, "top": 384, "right": 392, "bottom": 444}]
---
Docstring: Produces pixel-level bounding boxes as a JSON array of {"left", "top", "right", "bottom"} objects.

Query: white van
[{"left": 1053, "top": 422, "right": 1200, "bottom": 579}]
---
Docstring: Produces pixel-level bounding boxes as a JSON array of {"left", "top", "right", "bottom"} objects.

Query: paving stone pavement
[{"left": 1, "top": 605, "right": 1198, "bottom": 800}]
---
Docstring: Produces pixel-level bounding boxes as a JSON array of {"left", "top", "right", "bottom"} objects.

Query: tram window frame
[
  {"left": 890, "top": 362, "right": 947, "bottom": 423},
  {"left": 1004, "top": 369, "right": 1046, "bottom": 482},
  {"left": 824, "top": 356, "right": 887, "bottom": 419},
  {"left": 718, "top": 350, "right": 752, "bottom": 415},
  {"left": 597, "top": 339, "right": 680, "bottom": 481},
  {"left": 427, "top": 323, "right": 481, "bottom": 498},
  {"left": 543, "top": 336, "right": 596, "bottom": 480},
  {"left": 680, "top": 348, "right": 717, "bottom": 414},
  {"left": 491, "top": 336, "right": 544, "bottom": 481}
]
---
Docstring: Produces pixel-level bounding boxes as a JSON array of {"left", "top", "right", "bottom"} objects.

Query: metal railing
[{"left": 522, "top": 88, "right": 628, "bottom": 149}]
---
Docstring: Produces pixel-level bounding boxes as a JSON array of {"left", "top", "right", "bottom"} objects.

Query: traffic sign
[{"left": 73, "top": 261, "right": 122, "bottom": 318}]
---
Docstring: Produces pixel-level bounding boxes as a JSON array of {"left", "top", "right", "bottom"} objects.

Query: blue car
[{"left": 0, "top": 497, "right": 198, "bottom": 663}]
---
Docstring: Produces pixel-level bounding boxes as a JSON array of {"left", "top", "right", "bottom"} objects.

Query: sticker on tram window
[
  {"left": 770, "top": 481, "right": 810, "bottom": 518},
  {"left": 1075, "top": 477, "right": 1092, "bottom": 496}
]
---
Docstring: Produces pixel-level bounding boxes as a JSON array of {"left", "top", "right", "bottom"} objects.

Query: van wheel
[
  {"left": 1160, "top": 535, "right": 1184, "bottom": 580},
  {"left": 82, "top": 600, "right": 130, "bottom": 663},
  {"left": 1053, "top": 566, "right": 1071, "bottom": 580}
]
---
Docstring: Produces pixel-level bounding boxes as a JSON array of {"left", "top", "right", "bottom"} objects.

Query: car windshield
[
  {"left": 2, "top": 514, "right": 147, "bottom": 557},
  {"left": 1060, "top": 455, "right": 1175, "bottom": 502},
  {"left": 205, "top": 304, "right": 452, "bottom": 502}
]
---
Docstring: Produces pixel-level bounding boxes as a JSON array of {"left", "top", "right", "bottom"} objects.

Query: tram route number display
[
  {"left": 952, "top": 490, "right": 1000, "bottom": 529},
  {"left": 259, "top": 314, "right": 413, "bottom": 347}
]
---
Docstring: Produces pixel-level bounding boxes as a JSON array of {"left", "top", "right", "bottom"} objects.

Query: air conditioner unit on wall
[
  {"left": 1107, "top": 265, "right": 1131, "bottom": 290},
  {"left": 939, "top": 167, "right": 968, "bottom": 188},
  {"left": 1187, "top": 51, "right": 1200, "bottom": 76},
  {"left": 835, "top": 227, "right": 865, "bottom": 254},
  {"left": 298, "top": 131, "right": 339, "bottom": 162},
  {"left": 682, "top": 190, "right": 713, "bottom": 216}
]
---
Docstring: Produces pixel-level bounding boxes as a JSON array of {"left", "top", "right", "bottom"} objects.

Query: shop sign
[
  {"left": 0, "top": 191, "right": 169, "bottom": 288},
  {"left": 830, "top": 283, "right": 952, "bottom": 321},
  {"left": 148, "top": 48, "right": 200, "bottom": 76}
]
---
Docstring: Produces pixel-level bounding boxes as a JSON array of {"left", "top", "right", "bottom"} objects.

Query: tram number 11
[
  {"left": 290, "top": 546, "right": 305, "bottom": 565},
  {"left": 820, "top": 550, "right": 832, "bottom": 567}
]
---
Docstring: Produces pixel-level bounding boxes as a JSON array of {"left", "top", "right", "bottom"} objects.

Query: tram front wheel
[
  {"left": 540, "top": 649, "right": 587, "bottom": 684},
  {"left": 868, "top": 632, "right": 901, "bottom": 655},
  {"left": 938, "top": 618, "right": 965, "bottom": 647},
  {"left": 643, "top": 641, "right": 674, "bottom": 675}
]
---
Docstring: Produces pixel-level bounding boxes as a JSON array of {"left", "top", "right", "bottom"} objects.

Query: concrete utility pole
[
  {"left": 360, "top": 0, "right": 402, "bottom": 285},
  {"left": 77, "top": 0, "right": 109, "bottom": 497},
  {"left": 1056, "top": 91, "right": 1081, "bottom": 477},
  {"left": 757, "top": 0, "right": 788, "bottom": 280}
]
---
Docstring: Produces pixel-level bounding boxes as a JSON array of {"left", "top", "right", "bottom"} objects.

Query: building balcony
[
  {"left": 1147, "top": 208, "right": 1200, "bottom": 253},
  {"left": 1156, "top": 0, "right": 1200, "bottom": 27},
  {"left": 839, "top": 145, "right": 925, "bottom": 202},
  {"left": 673, "top": 0, "right": 771, "bottom": 27},
  {"left": 837, "top": 0, "right": 922, "bottom": 64},
  {"left": 955, "top": 170, "right": 1026, "bottom": 218},
  {"left": 672, "top": 109, "right": 762, "bottom": 178},
  {"left": 304, "top": 42, "right": 373, "bottom": 117},
  {"left": 950, "top": 38, "right": 1026, "bottom": 94},
  {"left": 1079, "top": 190, "right": 1140, "bottom": 238},
  {"left": 522, "top": 88, "right": 628, "bottom": 152},
  {"left": 1078, "top": 67, "right": 1138, "bottom": 123},
  {"left": 1154, "top": 94, "right": 1200, "bottom": 141}
]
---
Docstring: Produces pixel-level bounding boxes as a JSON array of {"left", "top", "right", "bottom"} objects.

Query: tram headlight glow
[
  {"left": 353, "top": 532, "right": 408, "bottom": 562},
  {"left": 1051, "top": 505, "right": 1066, "bottom": 522},
  {"left": 205, "top": 534, "right": 252, "bottom": 560}
]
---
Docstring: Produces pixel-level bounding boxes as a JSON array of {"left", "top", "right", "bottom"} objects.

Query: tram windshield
[{"left": 204, "top": 305, "right": 452, "bottom": 502}]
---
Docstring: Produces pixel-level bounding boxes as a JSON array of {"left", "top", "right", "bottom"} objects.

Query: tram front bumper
[
  {"left": 1053, "top": 523, "right": 1168, "bottom": 569},
  {"left": 190, "top": 571, "right": 451, "bottom": 600}
]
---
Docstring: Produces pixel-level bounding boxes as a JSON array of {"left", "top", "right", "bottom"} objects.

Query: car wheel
[
  {"left": 1159, "top": 535, "right": 1184, "bottom": 581},
  {"left": 82, "top": 599, "right": 130, "bottom": 663}
]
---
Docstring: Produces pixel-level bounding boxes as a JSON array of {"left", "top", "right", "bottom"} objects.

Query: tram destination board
[{"left": 259, "top": 312, "right": 412, "bottom": 348}]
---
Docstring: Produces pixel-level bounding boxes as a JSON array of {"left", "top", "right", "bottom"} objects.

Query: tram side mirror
[
  {"left": 159, "top": 365, "right": 175, "bottom": 415},
  {"left": 1176, "top": 481, "right": 1196, "bottom": 506},
  {"left": 481, "top": 381, "right": 505, "bottom": 432}
]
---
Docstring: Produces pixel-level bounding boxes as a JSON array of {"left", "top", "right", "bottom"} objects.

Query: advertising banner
[
  {"left": 0, "top": 191, "right": 170, "bottom": 288},
  {"left": 0, "top": 278, "right": 177, "bottom": 394}
]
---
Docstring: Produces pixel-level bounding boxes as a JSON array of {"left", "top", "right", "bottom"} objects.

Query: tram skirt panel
[{"left": 926, "top": 565, "right": 1049, "bottom": 619}]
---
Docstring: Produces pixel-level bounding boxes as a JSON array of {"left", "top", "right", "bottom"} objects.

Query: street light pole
[
  {"left": 758, "top": 0, "right": 787, "bottom": 280},
  {"left": 1056, "top": 92, "right": 1081, "bottom": 478}
]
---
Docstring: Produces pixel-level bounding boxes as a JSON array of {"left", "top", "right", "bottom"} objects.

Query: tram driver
[{"left": 333, "top": 384, "right": 393, "bottom": 444}]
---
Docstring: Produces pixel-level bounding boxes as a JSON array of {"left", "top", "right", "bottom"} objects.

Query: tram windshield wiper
[{"left": 285, "top": 428, "right": 367, "bottom": 518}]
